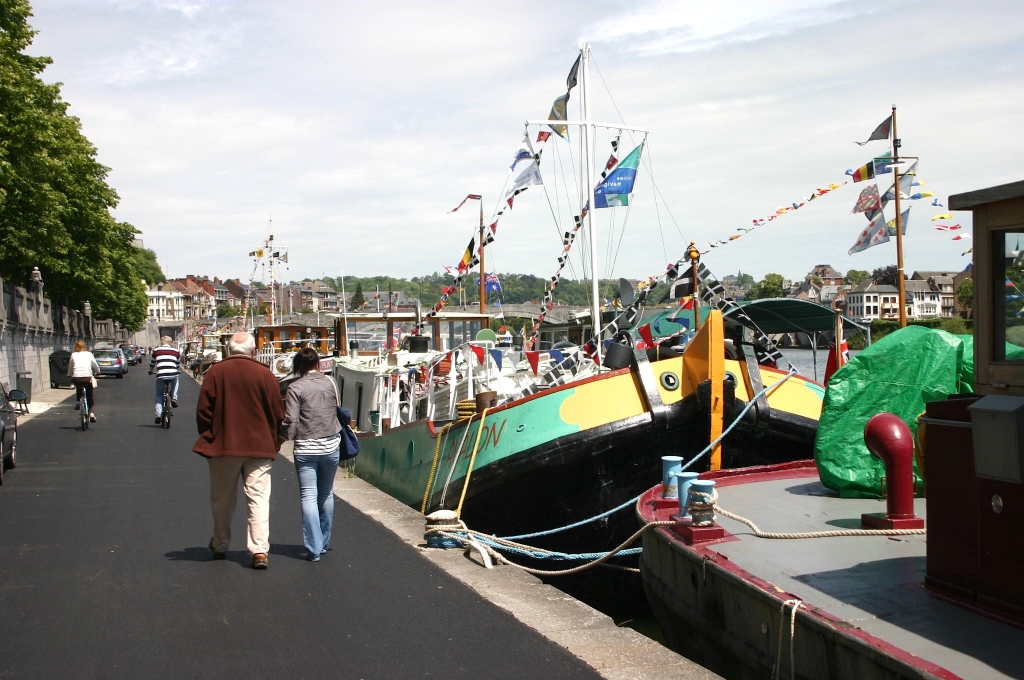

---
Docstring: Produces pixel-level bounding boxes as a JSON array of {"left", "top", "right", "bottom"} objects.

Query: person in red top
[{"left": 193, "top": 331, "right": 285, "bottom": 569}]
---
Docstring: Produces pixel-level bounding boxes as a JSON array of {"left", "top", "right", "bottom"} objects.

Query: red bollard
[{"left": 861, "top": 413, "right": 925, "bottom": 530}]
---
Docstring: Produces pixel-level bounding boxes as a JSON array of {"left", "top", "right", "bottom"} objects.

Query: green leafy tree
[
  {"left": 956, "top": 278, "right": 973, "bottom": 313},
  {"left": 747, "top": 273, "right": 785, "bottom": 300},
  {"left": 872, "top": 265, "right": 902, "bottom": 286},
  {"left": 216, "top": 303, "right": 241, "bottom": 318},
  {"left": 132, "top": 247, "right": 165, "bottom": 285},
  {"left": 350, "top": 283, "right": 365, "bottom": 309},
  {"left": 0, "top": 2, "right": 146, "bottom": 329},
  {"left": 844, "top": 269, "right": 870, "bottom": 286}
]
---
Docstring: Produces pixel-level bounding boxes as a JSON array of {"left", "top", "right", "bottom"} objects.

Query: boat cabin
[
  {"left": 334, "top": 311, "right": 492, "bottom": 356},
  {"left": 924, "top": 179, "right": 1024, "bottom": 622},
  {"left": 253, "top": 324, "right": 333, "bottom": 355}
]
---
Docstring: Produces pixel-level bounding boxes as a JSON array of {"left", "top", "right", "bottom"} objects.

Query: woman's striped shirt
[{"left": 294, "top": 433, "right": 341, "bottom": 456}]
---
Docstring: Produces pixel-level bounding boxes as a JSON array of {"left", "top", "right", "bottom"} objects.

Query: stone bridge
[{"left": 441, "top": 304, "right": 591, "bottom": 322}]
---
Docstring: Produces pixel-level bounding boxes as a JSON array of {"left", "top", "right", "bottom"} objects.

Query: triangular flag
[
  {"left": 932, "top": 213, "right": 953, "bottom": 221},
  {"left": 854, "top": 115, "right": 893, "bottom": 145},
  {"left": 469, "top": 345, "right": 486, "bottom": 364},
  {"left": 638, "top": 323, "right": 655, "bottom": 347},
  {"left": 489, "top": 349, "right": 503, "bottom": 370},
  {"left": 549, "top": 349, "right": 565, "bottom": 365},
  {"left": 526, "top": 351, "right": 540, "bottom": 376}
]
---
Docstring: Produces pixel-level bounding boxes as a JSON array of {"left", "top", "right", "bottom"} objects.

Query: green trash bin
[{"left": 16, "top": 371, "right": 31, "bottom": 403}]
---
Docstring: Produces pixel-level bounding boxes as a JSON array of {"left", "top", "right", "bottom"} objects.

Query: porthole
[{"left": 660, "top": 371, "right": 680, "bottom": 391}]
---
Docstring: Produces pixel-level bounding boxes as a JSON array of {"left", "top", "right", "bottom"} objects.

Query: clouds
[{"left": 23, "top": 0, "right": 1024, "bottom": 286}]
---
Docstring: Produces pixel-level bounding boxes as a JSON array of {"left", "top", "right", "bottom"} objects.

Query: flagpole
[
  {"left": 581, "top": 42, "right": 602, "bottom": 366},
  {"left": 689, "top": 242, "right": 701, "bottom": 332},
  {"left": 891, "top": 105, "right": 907, "bottom": 328},
  {"left": 479, "top": 197, "right": 486, "bottom": 315}
]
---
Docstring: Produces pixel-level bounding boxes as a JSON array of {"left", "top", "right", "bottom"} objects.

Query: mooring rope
[
  {"left": 773, "top": 599, "right": 803, "bottom": 680},
  {"left": 420, "top": 423, "right": 453, "bottom": 514},
  {"left": 500, "top": 369, "right": 798, "bottom": 541},
  {"left": 425, "top": 517, "right": 675, "bottom": 577}
]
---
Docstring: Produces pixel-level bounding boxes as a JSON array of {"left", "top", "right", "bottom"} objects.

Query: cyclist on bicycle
[
  {"left": 68, "top": 340, "right": 100, "bottom": 422},
  {"left": 149, "top": 336, "right": 181, "bottom": 424}
]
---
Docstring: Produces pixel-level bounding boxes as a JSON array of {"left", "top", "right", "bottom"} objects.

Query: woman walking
[
  {"left": 279, "top": 348, "right": 342, "bottom": 561},
  {"left": 68, "top": 340, "right": 100, "bottom": 422}
]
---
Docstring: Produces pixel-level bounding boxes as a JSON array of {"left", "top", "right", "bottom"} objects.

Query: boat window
[
  {"left": 356, "top": 382, "right": 363, "bottom": 423},
  {"left": 993, "top": 230, "right": 1024, "bottom": 361},
  {"left": 337, "top": 376, "right": 345, "bottom": 407}
]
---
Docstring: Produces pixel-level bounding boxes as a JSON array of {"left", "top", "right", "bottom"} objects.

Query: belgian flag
[{"left": 851, "top": 161, "right": 875, "bottom": 183}]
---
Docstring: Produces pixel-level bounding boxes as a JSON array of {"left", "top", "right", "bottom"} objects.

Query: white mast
[
  {"left": 525, "top": 45, "right": 648, "bottom": 366},
  {"left": 580, "top": 42, "right": 602, "bottom": 364},
  {"left": 268, "top": 218, "right": 276, "bottom": 326}
]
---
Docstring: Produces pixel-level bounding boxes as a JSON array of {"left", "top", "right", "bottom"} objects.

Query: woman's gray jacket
[{"left": 280, "top": 372, "right": 342, "bottom": 441}]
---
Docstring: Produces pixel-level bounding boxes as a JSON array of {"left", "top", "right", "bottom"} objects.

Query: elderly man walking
[{"left": 193, "top": 332, "right": 284, "bottom": 569}]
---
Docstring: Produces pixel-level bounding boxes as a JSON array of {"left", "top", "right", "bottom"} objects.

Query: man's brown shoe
[
  {"left": 208, "top": 538, "right": 226, "bottom": 560},
  {"left": 252, "top": 553, "right": 269, "bottom": 570}
]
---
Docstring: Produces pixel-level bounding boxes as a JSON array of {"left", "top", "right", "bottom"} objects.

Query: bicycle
[
  {"left": 160, "top": 381, "right": 173, "bottom": 429},
  {"left": 77, "top": 384, "right": 90, "bottom": 431}
]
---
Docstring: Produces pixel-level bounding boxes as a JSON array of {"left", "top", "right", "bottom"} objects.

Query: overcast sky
[{"left": 26, "top": 0, "right": 1024, "bottom": 286}]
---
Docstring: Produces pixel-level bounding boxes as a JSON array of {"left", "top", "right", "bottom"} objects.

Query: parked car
[
  {"left": 95, "top": 349, "right": 127, "bottom": 378},
  {"left": 0, "top": 383, "right": 21, "bottom": 485},
  {"left": 120, "top": 345, "right": 141, "bottom": 365}
]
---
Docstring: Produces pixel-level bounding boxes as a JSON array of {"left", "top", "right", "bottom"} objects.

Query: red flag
[
  {"left": 824, "top": 340, "right": 848, "bottom": 384},
  {"left": 536, "top": 131, "right": 551, "bottom": 144},
  {"left": 681, "top": 298, "right": 695, "bottom": 310},
  {"left": 526, "top": 351, "right": 540, "bottom": 376},
  {"left": 638, "top": 323, "right": 655, "bottom": 348},
  {"left": 448, "top": 194, "right": 482, "bottom": 213},
  {"left": 469, "top": 345, "right": 486, "bottom": 364}
]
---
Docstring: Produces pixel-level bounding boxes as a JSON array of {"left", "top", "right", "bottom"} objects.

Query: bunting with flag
[
  {"left": 886, "top": 208, "right": 911, "bottom": 236},
  {"left": 849, "top": 211, "right": 890, "bottom": 254},
  {"left": 854, "top": 115, "right": 893, "bottom": 146},
  {"left": 851, "top": 184, "right": 881, "bottom": 214},
  {"left": 594, "top": 143, "right": 644, "bottom": 208},
  {"left": 448, "top": 194, "right": 482, "bottom": 213},
  {"left": 546, "top": 54, "right": 580, "bottom": 140}
]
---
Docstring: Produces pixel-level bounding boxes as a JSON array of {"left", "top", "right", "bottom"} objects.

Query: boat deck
[{"left": 651, "top": 468, "right": 1024, "bottom": 679}]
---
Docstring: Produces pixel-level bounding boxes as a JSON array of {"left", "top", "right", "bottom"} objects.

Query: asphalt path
[{"left": 0, "top": 366, "right": 603, "bottom": 679}]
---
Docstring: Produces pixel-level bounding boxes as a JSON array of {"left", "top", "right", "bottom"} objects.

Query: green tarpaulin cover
[{"left": 815, "top": 327, "right": 969, "bottom": 499}]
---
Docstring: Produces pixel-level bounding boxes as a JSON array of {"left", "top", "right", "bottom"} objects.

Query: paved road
[{"left": 0, "top": 367, "right": 602, "bottom": 679}]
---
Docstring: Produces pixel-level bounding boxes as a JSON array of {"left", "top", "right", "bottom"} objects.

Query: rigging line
[
  {"left": 609, "top": 201, "right": 636, "bottom": 281},
  {"left": 564, "top": 140, "right": 590, "bottom": 284},
  {"left": 544, "top": 142, "right": 580, "bottom": 282},
  {"left": 592, "top": 56, "right": 688, "bottom": 244},
  {"left": 646, "top": 141, "right": 670, "bottom": 264},
  {"left": 552, "top": 140, "right": 581, "bottom": 281}
]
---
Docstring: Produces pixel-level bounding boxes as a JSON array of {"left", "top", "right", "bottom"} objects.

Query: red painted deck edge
[
  {"left": 637, "top": 482, "right": 964, "bottom": 680},
  {"left": 700, "top": 459, "right": 817, "bottom": 487}
]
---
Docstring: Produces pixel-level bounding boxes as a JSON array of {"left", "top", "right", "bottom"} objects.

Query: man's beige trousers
[{"left": 208, "top": 457, "right": 273, "bottom": 555}]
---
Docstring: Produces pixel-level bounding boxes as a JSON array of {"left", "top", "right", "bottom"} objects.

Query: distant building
[
  {"left": 905, "top": 280, "right": 942, "bottom": 319},
  {"left": 910, "top": 270, "right": 958, "bottom": 318},
  {"left": 847, "top": 280, "right": 901, "bottom": 321},
  {"left": 807, "top": 264, "right": 844, "bottom": 286}
]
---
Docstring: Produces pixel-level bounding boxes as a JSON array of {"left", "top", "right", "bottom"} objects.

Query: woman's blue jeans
[{"left": 293, "top": 448, "right": 341, "bottom": 559}]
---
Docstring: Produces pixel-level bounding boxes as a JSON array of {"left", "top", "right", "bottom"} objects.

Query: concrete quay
[{"left": 0, "top": 367, "right": 717, "bottom": 679}]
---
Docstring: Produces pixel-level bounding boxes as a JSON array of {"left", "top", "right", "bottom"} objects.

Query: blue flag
[{"left": 594, "top": 144, "right": 643, "bottom": 208}]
